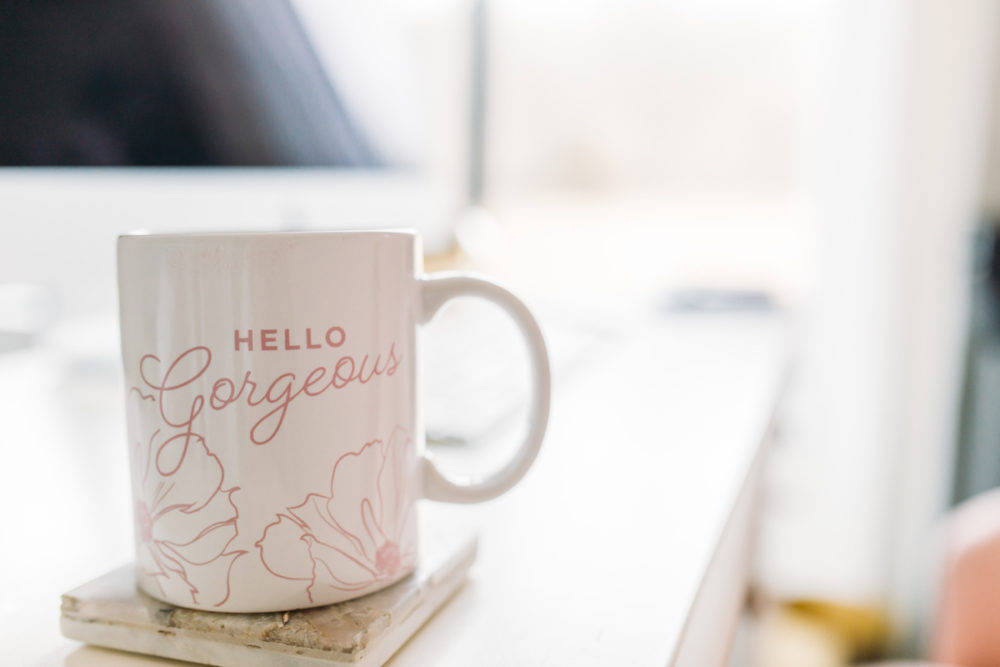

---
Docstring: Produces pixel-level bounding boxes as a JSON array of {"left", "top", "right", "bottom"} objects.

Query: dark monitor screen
[{"left": 0, "top": 1, "right": 384, "bottom": 167}]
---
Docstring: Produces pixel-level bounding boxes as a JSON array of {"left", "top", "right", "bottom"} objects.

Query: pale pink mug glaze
[{"left": 117, "top": 230, "right": 550, "bottom": 612}]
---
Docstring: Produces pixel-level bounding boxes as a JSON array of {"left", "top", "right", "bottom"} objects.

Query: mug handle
[{"left": 418, "top": 272, "right": 551, "bottom": 503}]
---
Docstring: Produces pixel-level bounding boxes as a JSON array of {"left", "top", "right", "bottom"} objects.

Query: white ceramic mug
[{"left": 117, "top": 230, "right": 549, "bottom": 612}]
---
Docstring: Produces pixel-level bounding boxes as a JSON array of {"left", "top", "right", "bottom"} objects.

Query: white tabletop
[{"left": 1, "top": 310, "right": 785, "bottom": 666}]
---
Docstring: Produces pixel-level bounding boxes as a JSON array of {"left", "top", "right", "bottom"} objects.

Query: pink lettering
[
  {"left": 130, "top": 338, "right": 404, "bottom": 447},
  {"left": 235, "top": 330, "right": 253, "bottom": 351},
  {"left": 302, "top": 367, "right": 327, "bottom": 396},
  {"left": 209, "top": 378, "right": 237, "bottom": 409},
  {"left": 305, "top": 328, "right": 321, "bottom": 349},
  {"left": 325, "top": 326, "right": 345, "bottom": 347},
  {"left": 332, "top": 357, "right": 356, "bottom": 388},
  {"left": 260, "top": 329, "right": 277, "bottom": 351}
]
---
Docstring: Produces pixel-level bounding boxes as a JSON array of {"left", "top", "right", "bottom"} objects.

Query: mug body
[{"left": 117, "top": 231, "right": 421, "bottom": 612}]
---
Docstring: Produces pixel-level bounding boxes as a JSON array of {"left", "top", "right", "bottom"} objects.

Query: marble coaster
[{"left": 60, "top": 519, "right": 477, "bottom": 666}]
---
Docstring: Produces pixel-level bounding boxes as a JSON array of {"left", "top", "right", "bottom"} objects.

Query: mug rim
[{"left": 118, "top": 228, "right": 417, "bottom": 242}]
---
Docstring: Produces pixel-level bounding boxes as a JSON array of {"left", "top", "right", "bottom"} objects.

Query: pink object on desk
[{"left": 933, "top": 487, "right": 1000, "bottom": 666}]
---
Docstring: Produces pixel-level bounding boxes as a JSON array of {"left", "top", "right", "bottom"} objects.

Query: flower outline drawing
[
  {"left": 126, "top": 388, "right": 246, "bottom": 608},
  {"left": 255, "top": 426, "right": 417, "bottom": 604}
]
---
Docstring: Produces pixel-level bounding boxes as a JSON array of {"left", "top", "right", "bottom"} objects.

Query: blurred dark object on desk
[{"left": 663, "top": 287, "right": 776, "bottom": 314}]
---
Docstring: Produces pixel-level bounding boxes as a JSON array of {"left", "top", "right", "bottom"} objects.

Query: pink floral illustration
[
  {"left": 255, "top": 426, "right": 416, "bottom": 604},
  {"left": 127, "top": 389, "right": 246, "bottom": 607}
]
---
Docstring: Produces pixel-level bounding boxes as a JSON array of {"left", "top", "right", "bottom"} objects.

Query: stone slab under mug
[{"left": 60, "top": 519, "right": 476, "bottom": 666}]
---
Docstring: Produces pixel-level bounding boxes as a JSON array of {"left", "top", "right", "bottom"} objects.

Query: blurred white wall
[
  {"left": 484, "top": 0, "right": 824, "bottom": 202},
  {"left": 758, "top": 0, "right": 999, "bottom": 651},
  {"left": 480, "top": 1, "right": 999, "bottom": 651}
]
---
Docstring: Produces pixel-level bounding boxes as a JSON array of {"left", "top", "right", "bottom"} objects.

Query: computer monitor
[
  {"left": 0, "top": 0, "right": 420, "bottom": 167},
  {"left": 0, "top": 0, "right": 469, "bottom": 317}
]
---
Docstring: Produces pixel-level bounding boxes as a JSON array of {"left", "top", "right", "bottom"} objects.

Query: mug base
[{"left": 135, "top": 564, "right": 417, "bottom": 614}]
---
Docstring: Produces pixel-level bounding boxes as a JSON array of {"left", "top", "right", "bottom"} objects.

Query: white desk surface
[{"left": 1, "top": 310, "right": 785, "bottom": 666}]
